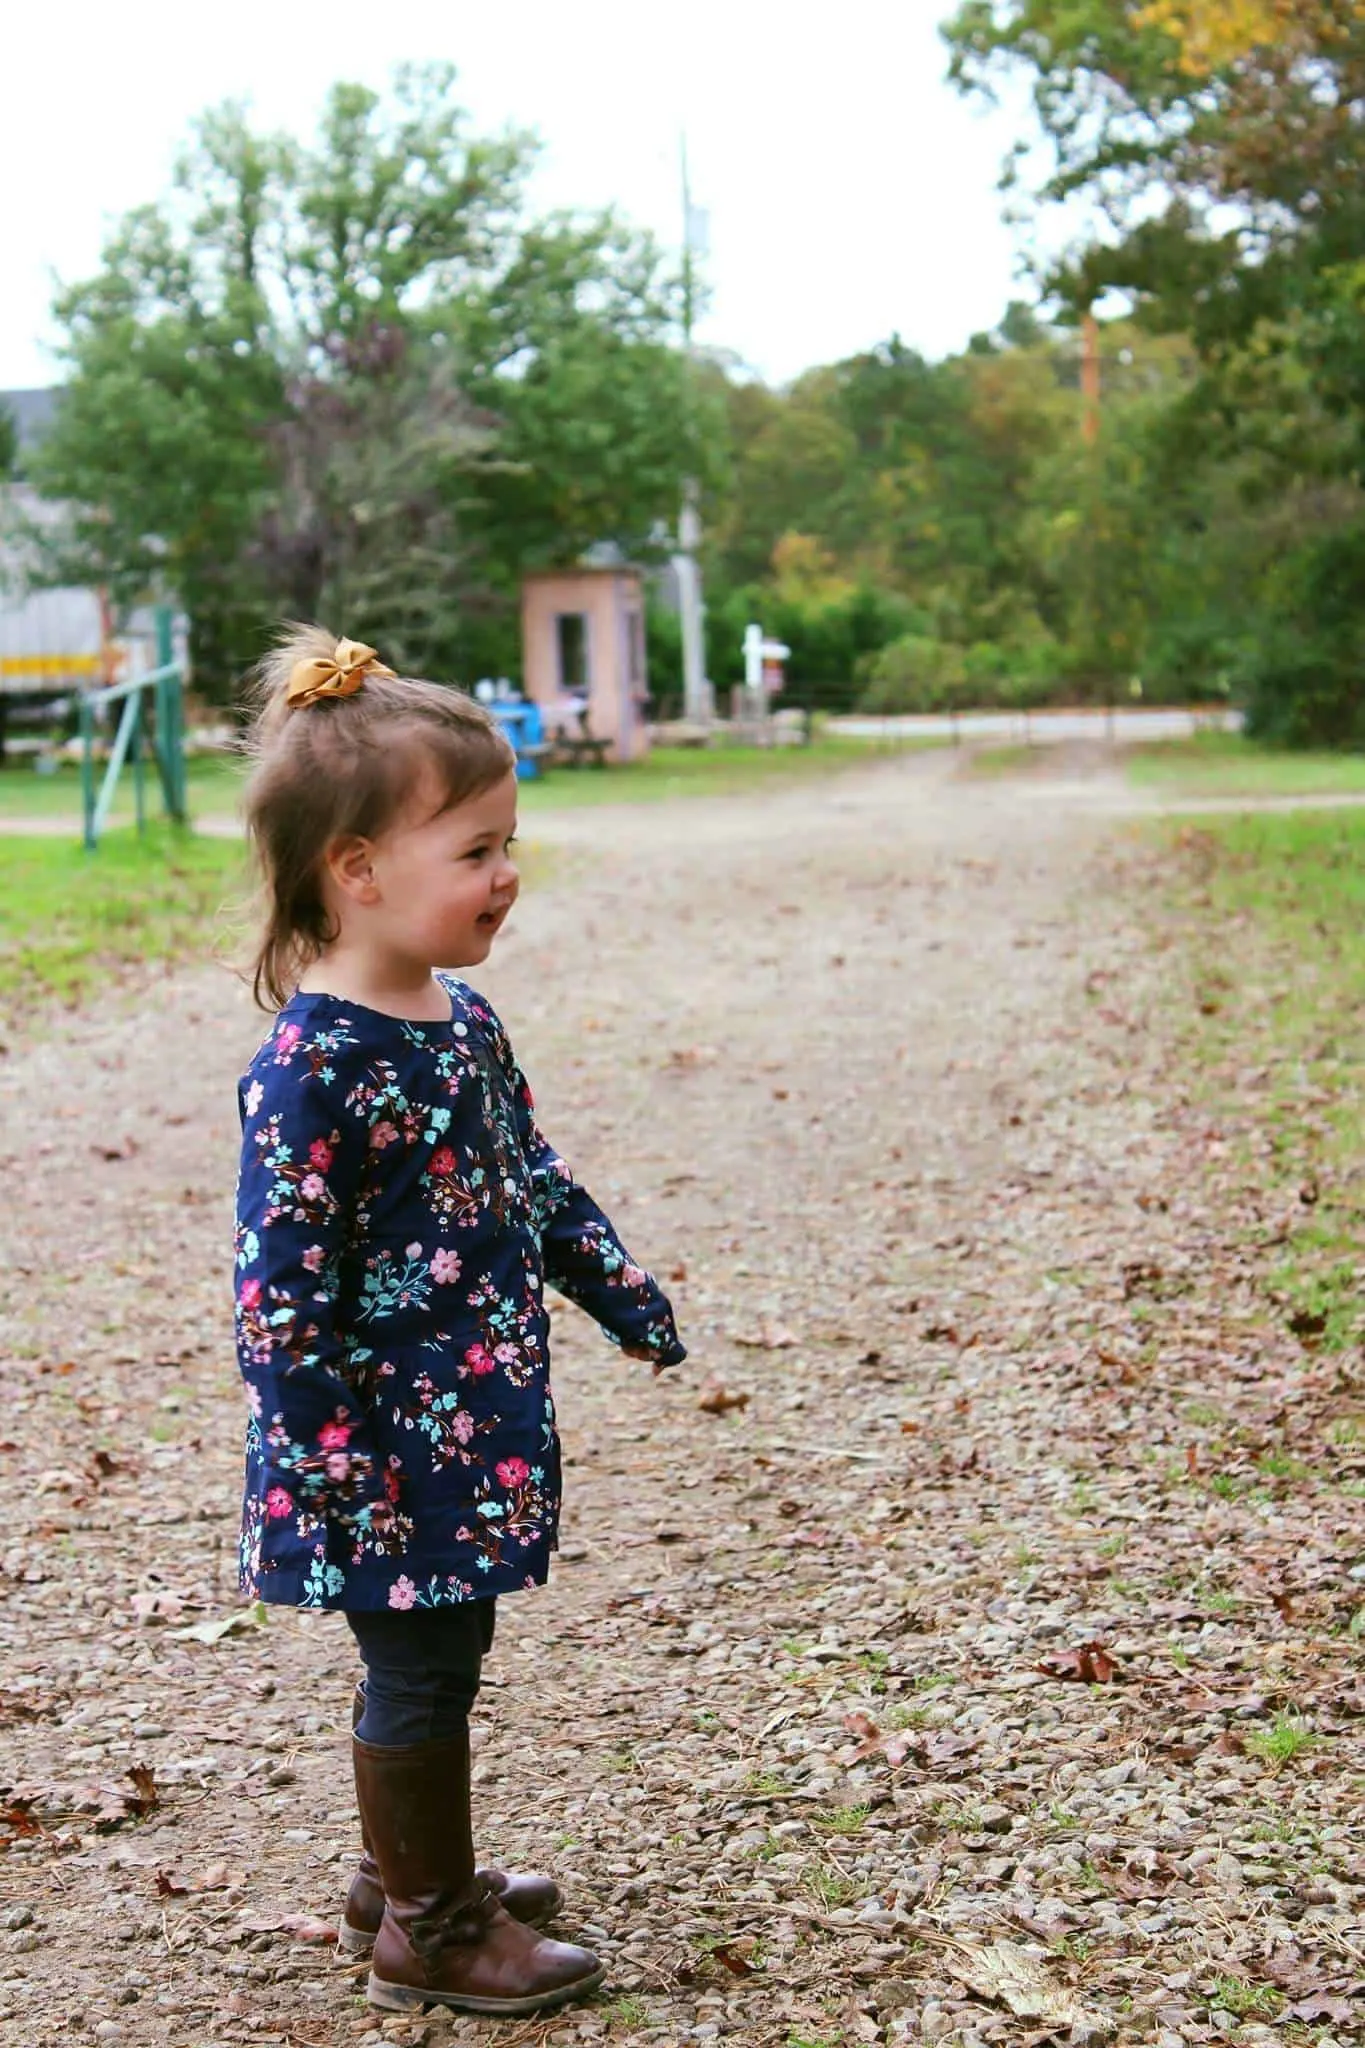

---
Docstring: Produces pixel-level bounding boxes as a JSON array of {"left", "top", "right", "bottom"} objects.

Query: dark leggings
[{"left": 347, "top": 1600, "right": 496, "bottom": 1747}]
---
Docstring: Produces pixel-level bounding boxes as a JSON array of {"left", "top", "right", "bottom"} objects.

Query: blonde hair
[{"left": 243, "top": 623, "right": 515, "bottom": 1010}]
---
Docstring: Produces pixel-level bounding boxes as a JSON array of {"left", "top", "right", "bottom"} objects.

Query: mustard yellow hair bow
[{"left": 286, "top": 637, "right": 395, "bottom": 709}]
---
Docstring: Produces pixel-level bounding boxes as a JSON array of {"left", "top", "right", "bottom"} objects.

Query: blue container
[{"left": 487, "top": 699, "right": 546, "bottom": 780}]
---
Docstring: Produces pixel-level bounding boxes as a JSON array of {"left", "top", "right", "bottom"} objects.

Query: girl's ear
[{"left": 325, "top": 835, "right": 380, "bottom": 906}]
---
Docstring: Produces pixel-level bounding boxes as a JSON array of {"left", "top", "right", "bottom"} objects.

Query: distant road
[{"left": 830, "top": 707, "right": 1242, "bottom": 744}]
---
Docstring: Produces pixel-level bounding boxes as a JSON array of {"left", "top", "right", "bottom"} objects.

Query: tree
[
  {"left": 942, "top": 0, "right": 1365, "bottom": 742},
  {"left": 30, "top": 68, "right": 702, "bottom": 698}
]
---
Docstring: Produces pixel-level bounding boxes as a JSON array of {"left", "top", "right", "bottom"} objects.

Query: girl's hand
[{"left": 621, "top": 1340, "right": 671, "bottom": 1374}]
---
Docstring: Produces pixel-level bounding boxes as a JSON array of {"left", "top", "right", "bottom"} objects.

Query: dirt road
[{"left": 1, "top": 752, "right": 1358, "bottom": 2048}]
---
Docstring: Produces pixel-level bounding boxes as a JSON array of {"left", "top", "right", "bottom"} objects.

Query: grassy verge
[
  {"left": 0, "top": 734, "right": 891, "bottom": 827},
  {"left": 0, "top": 827, "right": 248, "bottom": 1029},
  {"left": 0, "top": 735, "right": 882, "bottom": 1033},
  {"left": 0, "top": 753, "right": 246, "bottom": 823},
  {"left": 1158, "top": 807, "right": 1365, "bottom": 1353},
  {"left": 1128, "top": 730, "right": 1365, "bottom": 799}
]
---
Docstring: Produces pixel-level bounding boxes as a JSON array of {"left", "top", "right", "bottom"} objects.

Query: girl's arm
[
  {"left": 234, "top": 1050, "right": 395, "bottom": 1538},
  {"left": 494, "top": 1029, "right": 686, "bottom": 1370}
]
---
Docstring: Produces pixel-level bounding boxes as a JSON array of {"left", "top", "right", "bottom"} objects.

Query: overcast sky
[{"left": 2, "top": 0, "right": 1042, "bottom": 392}]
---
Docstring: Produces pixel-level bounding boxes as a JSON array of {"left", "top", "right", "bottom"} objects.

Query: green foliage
[
  {"left": 939, "top": 2, "right": 1365, "bottom": 745},
  {"left": 0, "top": 403, "right": 16, "bottom": 480},
  {"left": 704, "top": 580, "right": 919, "bottom": 712},
  {"left": 29, "top": 67, "right": 695, "bottom": 703}
]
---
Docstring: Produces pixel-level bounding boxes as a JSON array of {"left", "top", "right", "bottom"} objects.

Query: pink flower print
[
  {"left": 239, "top": 1277, "right": 263, "bottom": 1309},
  {"left": 495, "top": 1456, "right": 530, "bottom": 1489},
  {"left": 244, "top": 1080, "right": 264, "bottom": 1117},
  {"left": 370, "top": 1121, "right": 400, "bottom": 1150},
  {"left": 388, "top": 1577, "right": 418, "bottom": 1610},
  {"left": 465, "top": 1343, "right": 496, "bottom": 1377},
  {"left": 430, "top": 1146, "right": 456, "bottom": 1177},
  {"left": 324, "top": 1452, "right": 351, "bottom": 1481},
  {"left": 431, "top": 1249, "right": 462, "bottom": 1286},
  {"left": 405, "top": 1241, "right": 423, "bottom": 1259},
  {"left": 300, "top": 1172, "right": 327, "bottom": 1202},
  {"left": 452, "top": 1411, "right": 475, "bottom": 1444},
  {"left": 309, "top": 1138, "right": 334, "bottom": 1170},
  {"left": 246, "top": 1383, "right": 262, "bottom": 1419},
  {"left": 455, "top": 1525, "right": 475, "bottom": 1542},
  {"left": 317, "top": 1422, "right": 351, "bottom": 1450},
  {"left": 265, "top": 1486, "right": 293, "bottom": 1519},
  {"left": 274, "top": 1022, "right": 302, "bottom": 1061},
  {"left": 301, "top": 1244, "right": 325, "bottom": 1273},
  {"left": 622, "top": 1264, "right": 647, "bottom": 1288},
  {"left": 493, "top": 1342, "right": 519, "bottom": 1366},
  {"left": 384, "top": 1469, "right": 402, "bottom": 1502}
]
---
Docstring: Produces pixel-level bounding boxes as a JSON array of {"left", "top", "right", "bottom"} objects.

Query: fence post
[
  {"left": 80, "top": 696, "right": 97, "bottom": 851},
  {"left": 152, "top": 605, "right": 187, "bottom": 823}
]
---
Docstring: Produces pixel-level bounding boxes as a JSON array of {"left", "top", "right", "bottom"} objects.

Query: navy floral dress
[{"left": 233, "top": 974, "right": 685, "bottom": 1611}]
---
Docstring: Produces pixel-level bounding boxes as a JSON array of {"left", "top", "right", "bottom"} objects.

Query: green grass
[
  {"left": 0, "top": 734, "right": 883, "bottom": 1030},
  {"left": 0, "top": 826, "right": 247, "bottom": 1025},
  {"left": 0, "top": 753, "right": 246, "bottom": 822},
  {"left": 966, "top": 743, "right": 1047, "bottom": 776},
  {"left": 1129, "top": 729, "right": 1365, "bottom": 798},
  {"left": 1162, "top": 807, "right": 1365, "bottom": 1354},
  {"left": 1208, "top": 1976, "right": 1283, "bottom": 2021},
  {"left": 0, "top": 733, "right": 886, "bottom": 827},
  {"left": 1246, "top": 1714, "right": 1318, "bottom": 1766}
]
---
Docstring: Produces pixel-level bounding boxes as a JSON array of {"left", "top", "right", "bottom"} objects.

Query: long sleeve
[
  {"left": 494, "top": 1029, "right": 687, "bottom": 1369},
  {"left": 234, "top": 1041, "right": 391, "bottom": 1535}
]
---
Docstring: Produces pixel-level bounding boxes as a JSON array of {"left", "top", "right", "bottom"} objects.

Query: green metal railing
[{"left": 78, "top": 610, "right": 187, "bottom": 849}]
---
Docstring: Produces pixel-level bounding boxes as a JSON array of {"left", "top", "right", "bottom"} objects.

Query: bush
[
  {"left": 857, "top": 635, "right": 969, "bottom": 714},
  {"left": 704, "top": 583, "right": 919, "bottom": 714},
  {"left": 1240, "top": 527, "right": 1365, "bottom": 748}
]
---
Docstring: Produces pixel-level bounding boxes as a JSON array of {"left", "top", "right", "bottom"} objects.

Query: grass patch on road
[
  {"left": 1129, "top": 730, "right": 1365, "bottom": 798},
  {"left": 0, "top": 827, "right": 247, "bottom": 1026}
]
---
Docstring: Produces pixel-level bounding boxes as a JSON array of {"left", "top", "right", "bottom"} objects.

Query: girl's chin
[{"left": 445, "top": 930, "right": 496, "bottom": 969}]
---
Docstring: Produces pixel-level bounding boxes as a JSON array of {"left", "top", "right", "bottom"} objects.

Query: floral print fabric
[{"left": 233, "top": 975, "right": 685, "bottom": 1610}]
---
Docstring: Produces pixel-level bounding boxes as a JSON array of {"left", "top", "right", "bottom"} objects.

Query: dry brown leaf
[
  {"left": 697, "top": 1379, "right": 749, "bottom": 1416},
  {"left": 947, "top": 1938, "right": 1109, "bottom": 2034}
]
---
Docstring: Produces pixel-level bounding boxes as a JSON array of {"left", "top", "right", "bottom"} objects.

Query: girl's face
[{"left": 359, "top": 768, "right": 521, "bottom": 971}]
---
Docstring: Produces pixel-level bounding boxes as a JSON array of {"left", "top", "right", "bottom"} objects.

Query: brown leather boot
[
  {"left": 353, "top": 1729, "right": 603, "bottom": 2016},
  {"left": 340, "top": 1686, "right": 564, "bottom": 1955}
]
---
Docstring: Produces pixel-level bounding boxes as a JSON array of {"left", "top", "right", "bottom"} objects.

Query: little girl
[{"left": 233, "top": 628, "right": 686, "bottom": 2018}]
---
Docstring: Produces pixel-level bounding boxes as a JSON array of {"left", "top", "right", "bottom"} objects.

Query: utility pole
[
  {"left": 674, "top": 135, "right": 712, "bottom": 725},
  {"left": 1079, "top": 308, "right": 1110, "bottom": 735},
  {"left": 1081, "top": 309, "right": 1101, "bottom": 447}
]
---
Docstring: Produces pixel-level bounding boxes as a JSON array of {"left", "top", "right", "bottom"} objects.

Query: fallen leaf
[
  {"left": 1036, "top": 1641, "right": 1124, "bottom": 1685},
  {"left": 947, "top": 1937, "right": 1109, "bottom": 2035},
  {"left": 0, "top": 1801, "right": 43, "bottom": 1837},
  {"left": 125, "top": 1764, "right": 159, "bottom": 1817},
  {"left": 735, "top": 1320, "right": 797, "bottom": 1351},
  {"left": 92, "top": 1135, "right": 139, "bottom": 1161},
  {"left": 697, "top": 1380, "right": 749, "bottom": 1416},
  {"left": 238, "top": 1912, "right": 337, "bottom": 1944},
  {"left": 1285, "top": 1994, "right": 1356, "bottom": 2024},
  {"left": 154, "top": 1871, "right": 188, "bottom": 1898},
  {"left": 169, "top": 1600, "right": 268, "bottom": 1645},
  {"left": 130, "top": 1589, "right": 187, "bottom": 1626}
]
